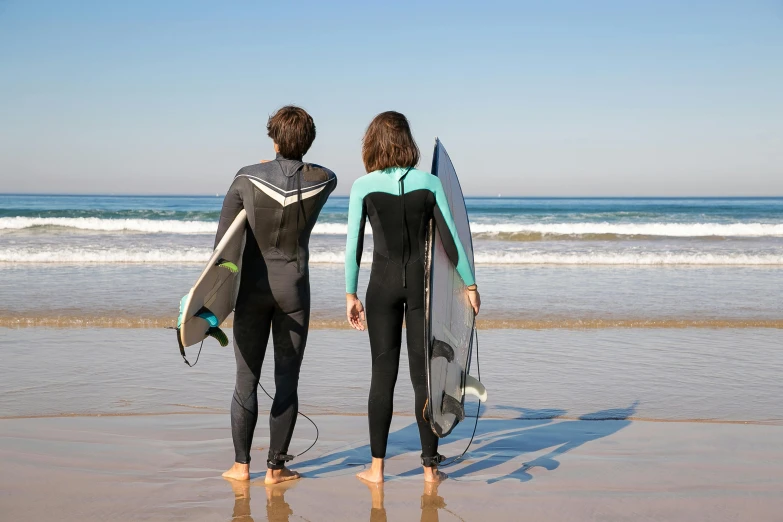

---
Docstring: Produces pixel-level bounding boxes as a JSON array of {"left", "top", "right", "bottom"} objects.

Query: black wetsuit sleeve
[{"left": 214, "top": 177, "right": 244, "bottom": 249}]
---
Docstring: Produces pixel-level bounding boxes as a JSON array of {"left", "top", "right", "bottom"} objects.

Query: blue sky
[{"left": 1, "top": 0, "right": 781, "bottom": 196}]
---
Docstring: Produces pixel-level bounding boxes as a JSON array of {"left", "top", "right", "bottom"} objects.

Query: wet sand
[
  {"left": 4, "top": 313, "right": 783, "bottom": 330},
  {"left": 0, "top": 413, "right": 781, "bottom": 521}
]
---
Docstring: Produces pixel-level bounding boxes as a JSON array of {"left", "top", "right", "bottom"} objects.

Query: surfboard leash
[
  {"left": 166, "top": 326, "right": 205, "bottom": 367},
  {"left": 440, "top": 326, "right": 482, "bottom": 468},
  {"left": 259, "top": 383, "right": 320, "bottom": 458},
  {"left": 169, "top": 325, "right": 319, "bottom": 457},
  {"left": 181, "top": 339, "right": 205, "bottom": 367}
]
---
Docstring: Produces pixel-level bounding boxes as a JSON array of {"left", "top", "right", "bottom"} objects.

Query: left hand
[
  {"left": 346, "top": 293, "right": 366, "bottom": 331},
  {"left": 467, "top": 287, "right": 481, "bottom": 316}
]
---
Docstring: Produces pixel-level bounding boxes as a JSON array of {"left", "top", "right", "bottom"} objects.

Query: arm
[
  {"left": 214, "top": 177, "right": 244, "bottom": 249},
  {"left": 432, "top": 179, "right": 476, "bottom": 287},
  {"left": 344, "top": 182, "right": 367, "bottom": 294}
]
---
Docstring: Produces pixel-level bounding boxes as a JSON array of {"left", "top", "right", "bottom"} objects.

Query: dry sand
[{"left": 1, "top": 414, "right": 781, "bottom": 521}]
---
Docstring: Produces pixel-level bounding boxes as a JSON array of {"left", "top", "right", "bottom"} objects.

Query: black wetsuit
[
  {"left": 215, "top": 154, "right": 336, "bottom": 468},
  {"left": 345, "top": 167, "right": 475, "bottom": 465}
]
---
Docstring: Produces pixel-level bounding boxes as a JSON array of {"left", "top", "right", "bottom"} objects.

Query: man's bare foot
[
  {"left": 423, "top": 466, "right": 448, "bottom": 483},
  {"left": 356, "top": 457, "right": 384, "bottom": 484},
  {"left": 223, "top": 462, "right": 250, "bottom": 481},
  {"left": 264, "top": 466, "right": 300, "bottom": 485}
]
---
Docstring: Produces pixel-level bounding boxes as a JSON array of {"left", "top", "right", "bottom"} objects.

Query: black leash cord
[
  {"left": 182, "top": 339, "right": 204, "bottom": 367},
  {"left": 171, "top": 326, "right": 319, "bottom": 457},
  {"left": 259, "top": 383, "right": 320, "bottom": 458},
  {"left": 440, "top": 326, "right": 482, "bottom": 468}
]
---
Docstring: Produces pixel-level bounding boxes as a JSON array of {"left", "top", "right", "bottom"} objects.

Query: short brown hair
[
  {"left": 267, "top": 106, "right": 316, "bottom": 160},
  {"left": 361, "top": 111, "right": 420, "bottom": 173}
]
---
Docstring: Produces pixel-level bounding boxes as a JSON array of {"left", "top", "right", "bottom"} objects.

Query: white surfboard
[
  {"left": 177, "top": 209, "right": 247, "bottom": 349},
  {"left": 424, "top": 139, "right": 487, "bottom": 438}
]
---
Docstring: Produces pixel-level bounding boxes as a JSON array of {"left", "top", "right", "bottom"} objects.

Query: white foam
[
  {"left": 0, "top": 248, "right": 213, "bottom": 264},
  {"left": 3, "top": 217, "right": 783, "bottom": 238},
  {"left": 3, "top": 247, "right": 781, "bottom": 266},
  {"left": 0, "top": 217, "right": 217, "bottom": 234},
  {"left": 472, "top": 251, "right": 783, "bottom": 265},
  {"left": 470, "top": 222, "right": 783, "bottom": 237}
]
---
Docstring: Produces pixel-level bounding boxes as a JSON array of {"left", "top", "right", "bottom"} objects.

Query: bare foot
[
  {"left": 264, "top": 466, "right": 300, "bottom": 485},
  {"left": 356, "top": 457, "right": 384, "bottom": 484},
  {"left": 423, "top": 466, "right": 448, "bottom": 484},
  {"left": 223, "top": 462, "right": 250, "bottom": 481}
]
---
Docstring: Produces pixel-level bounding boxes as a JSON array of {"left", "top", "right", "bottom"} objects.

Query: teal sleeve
[
  {"left": 345, "top": 182, "right": 366, "bottom": 294},
  {"left": 433, "top": 180, "right": 476, "bottom": 287}
]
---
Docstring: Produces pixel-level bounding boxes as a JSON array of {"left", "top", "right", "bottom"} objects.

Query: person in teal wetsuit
[{"left": 345, "top": 111, "right": 481, "bottom": 484}]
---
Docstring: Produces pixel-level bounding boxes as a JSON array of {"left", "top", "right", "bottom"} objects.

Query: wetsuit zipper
[{"left": 399, "top": 167, "right": 412, "bottom": 287}]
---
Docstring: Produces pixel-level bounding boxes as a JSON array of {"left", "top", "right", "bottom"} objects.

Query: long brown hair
[{"left": 361, "top": 111, "right": 420, "bottom": 173}]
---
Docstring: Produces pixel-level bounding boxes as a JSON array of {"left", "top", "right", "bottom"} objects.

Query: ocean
[
  {"left": 3, "top": 195, "right": 783, "bottom": 265},
  {"left": 1, "top": 195, "right": 781, "bottom": 422}
]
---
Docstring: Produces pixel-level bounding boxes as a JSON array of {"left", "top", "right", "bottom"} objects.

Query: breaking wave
[
  {"left": 3, "top": 217, "right": 783, "bottom": 238},
  {"left": 2, "top": 247, "right": 782, "bottom": 265}
]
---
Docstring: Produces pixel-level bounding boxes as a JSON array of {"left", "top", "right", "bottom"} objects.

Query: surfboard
[
  {"left": 424, "top": 139, "right": 487, "bottom": 438},
  {"left": 176, "top": 209, "right": 247, "bottom": 352}
]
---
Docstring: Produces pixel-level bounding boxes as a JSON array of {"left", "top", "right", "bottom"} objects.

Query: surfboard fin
[
  {"left": 195, "top": 308, "right": 220, "bottom": 328},
  {"left": 431, "top": 339, "right": 455, "bottom": 362},
  {"left": 464, "top": 374, "right": 488, "bottom": 403},
  {"left": 441, "top": 393, "right": 465, "bottom": 422},
  {"left": 216, "top": 258, "right": 239, "bottom": 273},
  {"left": 207, "top": 327, "right": 229, "bottom": 347}
]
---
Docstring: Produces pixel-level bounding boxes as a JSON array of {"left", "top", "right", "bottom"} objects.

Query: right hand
[
  {"left": 346, "top": 293, "right": 366, "bottom": 331},
  {"left": 468, "top": 288, "right": 481, "bottom": 316}
]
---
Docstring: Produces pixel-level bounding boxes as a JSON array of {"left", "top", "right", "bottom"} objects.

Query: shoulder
[
  {"left": 350, "top": 172, "right": 381, "bottom": 195},
  {"left": 303, "top": 163, "right": 337, "bottom": 183},
  {"left": 407, "top": 168, "right": 442, "bottom": 191},
  {"left": 235, "top": 163, "right": 269, "bottom": 178}
]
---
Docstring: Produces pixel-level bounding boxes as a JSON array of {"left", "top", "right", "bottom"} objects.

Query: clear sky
[{"left": 1, "top": 0, "right": 781, "bottom": 196}]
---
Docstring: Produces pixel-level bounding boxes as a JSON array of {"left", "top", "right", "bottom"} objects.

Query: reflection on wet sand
[
  {"left": 360, "top": 479, "right": 464, "bottom": 522},
  {"left": 226, "top": 479, "right": 254, "bottom": 522},
  {"left": 360, "top": 479, "right": 386, "bottom": 522},
  {"left": 225, "top": 478, "right": 302, "bottom": 522}
]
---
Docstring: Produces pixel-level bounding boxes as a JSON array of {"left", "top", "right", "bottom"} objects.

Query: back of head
[
  {"left": 362, "top": 111, "right": 421, "bottom": 173},
  {"left": 267, "top": 106, "right": 316, "bottom": 160}
]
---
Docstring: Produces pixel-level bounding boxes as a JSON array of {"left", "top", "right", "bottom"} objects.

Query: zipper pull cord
[{"left": 295, "top": 168, "right": 306, "bottom": 273}]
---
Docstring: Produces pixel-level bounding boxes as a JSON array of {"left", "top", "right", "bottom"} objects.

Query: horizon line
[{"left": 2, "top": 193, "right": 783, "bottom": 199}]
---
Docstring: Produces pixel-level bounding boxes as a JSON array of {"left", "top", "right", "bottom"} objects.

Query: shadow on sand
[{"left": 296, "top": 402, "right": 638, "bottom": 484}]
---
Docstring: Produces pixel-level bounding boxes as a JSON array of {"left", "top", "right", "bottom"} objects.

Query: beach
[
  {"left": 1, "top": 327, "right": 782, "bottom": 521},
  {"left": 2, "top": 195, "right": 783, "bottom": 520},
  {"left": 2, "top": 412, "right": 782, "bottom": 520}
]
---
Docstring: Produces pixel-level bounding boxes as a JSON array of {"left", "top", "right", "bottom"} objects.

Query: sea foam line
[
  {"left": 0, "top": 217, "right": 216, "bottom": 234},
  {"left": 2, "top": 248, "right": 782, "bottom": 265},
  {"left": 3, "top": 217, "right": 783, "bottom": 237},
  {"left": 469, "top": 222, "right": 783, "bottom": 237}
]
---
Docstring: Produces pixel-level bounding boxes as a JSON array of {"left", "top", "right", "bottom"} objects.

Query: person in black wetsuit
[
  {"left": 345, "top": 112, "right": 481, "bottom": 484},
  {"left": 218, "top": 106, "right": 337, "bottom": 484}
]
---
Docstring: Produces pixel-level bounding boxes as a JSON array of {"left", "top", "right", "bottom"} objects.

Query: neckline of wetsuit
[{"left": 274, "top": 157, "right": 307, "bottom": 272}]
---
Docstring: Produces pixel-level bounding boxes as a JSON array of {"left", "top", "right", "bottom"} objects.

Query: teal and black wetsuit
[{"left": 345, "top": 167, "right": 475, "bottom": 465}]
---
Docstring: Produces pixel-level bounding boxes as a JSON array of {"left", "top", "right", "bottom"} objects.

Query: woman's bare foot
[
  {"left": 356, "top": 457, "right": 384, "bottom": 483},
  {"left": 222, "top": 462, "right": 250, "bottom": 481},
  {"left": 264, "top": 466, "right": 300, "bottom": 485},
  {"left": 423, "top": 466, "right": 447, "bottom": 483}
]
